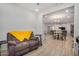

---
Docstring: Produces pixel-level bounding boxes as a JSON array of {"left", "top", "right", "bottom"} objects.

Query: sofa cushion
[
  {"left": 29, "top": 40, "right": 38, "bottom": 47},
  {"left": 15, "top": 42, "right": 29, "bottom": 52},
  {"left": 15, "top": 48, "right": 30, "bottom": 56}
]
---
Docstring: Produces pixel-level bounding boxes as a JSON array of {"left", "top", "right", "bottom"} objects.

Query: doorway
[{"left": 43, "top": 6, "right": 74, "bottom": 55}]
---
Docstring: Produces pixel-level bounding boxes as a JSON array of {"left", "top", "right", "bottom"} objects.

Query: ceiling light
[
  {"left": 54, "top": 19, "right": 60, "bottom": 22},
  {"left": 65, "top": 10, "right": 69, "bottom": 13},
  {"left": 35, "top": 9, "right": 39, "bottom": 12}
]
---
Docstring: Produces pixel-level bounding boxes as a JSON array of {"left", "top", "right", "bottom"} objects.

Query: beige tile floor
[{"left": 25, "top": 34, "right": 74, "bottom": 56}]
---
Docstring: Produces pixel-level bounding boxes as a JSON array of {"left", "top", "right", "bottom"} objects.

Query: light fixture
[
  {"left": 50, "top": 14, "right": 63, "bottom": 19},
  {"left": 35, "top": 3, "right": 39, "bottom": 12},
  {"left": 65, "top": 10, "right": 69, "bottom": 13},
  {"left": 35, "top": 9, "right": 39, "bottom": 12},
  {"left": 54, "top": 19, "right": 60, "bottom": 22}
]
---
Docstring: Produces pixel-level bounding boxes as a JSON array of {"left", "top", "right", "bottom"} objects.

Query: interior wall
[
  {"left": 74, "top": 4, "right": 79, "bottom": 37},
  {"left": 73, "top": 4, "right": 79, "bottom": 55},
  {"left": 0, "top": 4, "right": 37, "bottom": 41}
]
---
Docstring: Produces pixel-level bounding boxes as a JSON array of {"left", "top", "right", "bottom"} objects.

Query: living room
[{"left": 0, "top": 3, "right": 79, "bottom": 56}]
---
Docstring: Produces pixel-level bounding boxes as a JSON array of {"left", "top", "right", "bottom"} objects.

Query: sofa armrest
[
  {"left": 31, "top": 37, "right": 38, "bottom": 41},
  {"left": 8, "top": 41, "right": 16, "bottom": 46}
]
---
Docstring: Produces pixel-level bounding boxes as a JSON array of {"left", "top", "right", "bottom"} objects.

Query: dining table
[{"left": 52, "top": 29, "right": 63, "bottom": 40}]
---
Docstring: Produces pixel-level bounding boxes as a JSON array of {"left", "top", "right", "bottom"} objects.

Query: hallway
[{"left": 25, "top": 34, "right": 74, "bottom": 56}]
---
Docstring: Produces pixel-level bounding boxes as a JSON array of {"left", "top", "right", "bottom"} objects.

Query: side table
[{"left": 35, "top": 34, "right": 42, "bottom": 46}]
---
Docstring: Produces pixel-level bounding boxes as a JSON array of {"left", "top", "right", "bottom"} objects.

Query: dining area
[{"left": 50, "top": 27, "right": 67, "bottom": 40}]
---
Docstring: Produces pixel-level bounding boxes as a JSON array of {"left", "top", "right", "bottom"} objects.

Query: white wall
[
  {"left": 74, "top": 4, "right": 79, "bottom": 37},
  {"left": 0, "top": 4, "right": 37, "bottom": 41},
  {"left": 73, "top": 4, "right": 79, "bottom": 55}
]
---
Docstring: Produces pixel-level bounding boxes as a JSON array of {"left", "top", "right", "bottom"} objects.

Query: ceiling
[
  {"left": 16, "top": 3, "right": 63, "bottom": 12},
  {"left": 43, "top": 6, "right": 74, "bottom": 25},
  {"left": 8, "top": 3, "right": 74, "bottom": 25}
]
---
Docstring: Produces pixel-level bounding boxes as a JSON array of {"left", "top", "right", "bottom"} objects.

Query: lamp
[{"left": 35, "top": 3, "right": 39, "bottom": 12}]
